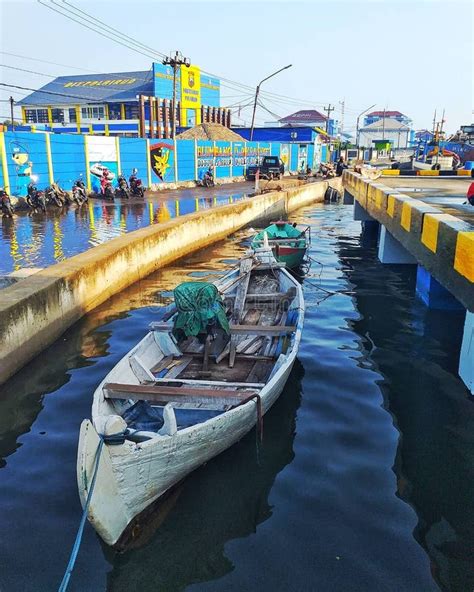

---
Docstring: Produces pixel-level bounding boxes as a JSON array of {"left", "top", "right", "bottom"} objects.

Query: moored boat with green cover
[{"left": 251, "top": 222, "right": 309, "bottom": 269}]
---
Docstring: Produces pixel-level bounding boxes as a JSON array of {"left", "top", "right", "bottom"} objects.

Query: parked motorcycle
[
  {"left": 100, "top": 170, "right": 115, "bottom": 200},
  {"left": 198, "top": 167, "right": 215, "bottom": 188},
  {"left": 45, "top": 182, "right": 65, "bottom": 207},
  {"left": 0, "top": 188, "right": 14, "bottom": 217},
  {"left": 129, "top": 169, "right": 145, "bottom": 198},
  {"left": 318, "top": 163, "right": 336, "bottom": 179},
  {"left": 72, "top": 176, "right": 88, "bottom": 205},
  {"left": 115, "top": 174, "right": 130, "bottom": 199},
  {"left": 26, "top": 181, "right": 47, "bottom": 212}
]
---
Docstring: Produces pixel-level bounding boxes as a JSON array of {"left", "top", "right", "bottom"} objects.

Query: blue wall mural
[{"left": 1, "top": 130, "right": 318, "bottom": 196}]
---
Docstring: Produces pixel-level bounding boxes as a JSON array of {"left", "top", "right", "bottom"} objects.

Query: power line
[
  {"left": 0, "top": 50, "right": 97, "bottom": 73},
  {"left": 38, "top": 0, "right": 347, "bottom": 112}
]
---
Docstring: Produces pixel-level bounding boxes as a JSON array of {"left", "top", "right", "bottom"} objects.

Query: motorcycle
[
  {"left": 0, "top": 188, "right": 14, "bottom": 217},
  {"left": 115, "top": 174, "right": 130, "bottom": 199},
  {"left": 198, "top": 168, "right": 215, "bottom": 188},
  {"left": 26, "top": 181, "right": 46, "bottom": 212},
  {"left": 45, "top": 182, "right": 65, "bottom": 207},
  {"left": 317, "top": 163, "right": 336, "bottom": 179},
  {"left": 100, "top": 173, "right": 115, "bottom": 200},
  {"left": 72, "top": 176, "right": 88, "bottom": 205},
  {"left": 129, "top": 172, "right": 145, "bottom": 198}
]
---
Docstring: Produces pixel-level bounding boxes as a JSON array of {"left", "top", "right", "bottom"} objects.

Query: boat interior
[{"left": 98, "top": 258, "right": 301, "bottom": 442}]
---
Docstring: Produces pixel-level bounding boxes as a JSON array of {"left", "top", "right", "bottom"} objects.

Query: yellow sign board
[{"left": 180, "top": 65, "right": 201, "bottom": 125}]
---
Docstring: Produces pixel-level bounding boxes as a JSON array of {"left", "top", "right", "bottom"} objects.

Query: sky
[{"left": 0, "top": 0, "right": 472, "bottom": 134}]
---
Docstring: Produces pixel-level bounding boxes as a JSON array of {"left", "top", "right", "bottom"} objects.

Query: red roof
[
  {"left": 366, "top": 110, "right": 405, "bottom": 117},
  {"left": 279, "top": 109, "right": 327, "bottom": 123}
]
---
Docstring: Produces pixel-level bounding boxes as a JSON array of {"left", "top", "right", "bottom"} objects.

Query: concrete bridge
[{"left": 343, "top": 170, "right": 473, "bottom": 394}]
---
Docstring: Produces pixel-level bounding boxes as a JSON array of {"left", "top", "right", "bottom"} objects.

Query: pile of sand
[{"left": 176, "top": 123, "right": 245, "bottom": 142}]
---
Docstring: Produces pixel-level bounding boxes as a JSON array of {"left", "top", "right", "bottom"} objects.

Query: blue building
[
  {"left": 363, "top": 110, "right": 412, "bottom": 128},
  {"left": 17, "top": 62, "right": 221, "bottom": 135}
]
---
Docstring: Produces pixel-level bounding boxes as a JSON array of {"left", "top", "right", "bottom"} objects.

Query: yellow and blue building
[{"left": 16, "top": 62, "right": 221, "bottom": 136}]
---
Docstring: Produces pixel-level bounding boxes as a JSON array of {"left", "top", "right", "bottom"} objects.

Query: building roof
[
  {"left": 360, "top": 118, "right": 410, "bottom": 131},
  {"left": 279, "top": 109, "right": 327, "bottom": 123},
  {"left": 176, "top": 123, "right": 245, "bottom": 141},
  {"left": 366, "top": 110, "right": 405, "bottom": 118},
  {"left": 17, "top": 70, "right": 153, "bottom": 106}
]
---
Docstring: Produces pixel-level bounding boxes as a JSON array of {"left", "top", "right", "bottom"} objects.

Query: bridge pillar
[
  {"left": 416, "top": 265, "right": 464, "bottom": 310},
  {"left": 378, "top": 226, "right": 416, "bottom": 264},
  {"left": 343, "top": 189, "right": 354, "bottom": 204},
  {"left": 354, "top": 200, "right": 373, "bottom": 221},
  {"left": 459, "top": 311, "right": 474, "bottom": 395}
]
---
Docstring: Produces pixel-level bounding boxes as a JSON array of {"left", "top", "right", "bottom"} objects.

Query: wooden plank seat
[
  {"left": 104, "top": 382, "right": 258, "bottom": 406},
  {"left": 104, "top": 382, "right": 264, "bottom": 436},
  {"left": 150, "top": 322, "right": 297, "bottom": 335}
]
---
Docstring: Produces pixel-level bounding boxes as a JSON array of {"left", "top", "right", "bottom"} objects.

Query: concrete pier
[
  {"left": 378, "top": 227, "right": 416, "bottom": 264},
  {"left": 343, "top": 170, "right": 473, "bottom": 393},
  {"left": 0, "top": 179, "right": 340, "bottom": 385},
  {"left": 416, "top": 266, "right": 463, "bottom": 310},
  {"left": 460, "top": 311, "right": 474, "bottom": 394}
]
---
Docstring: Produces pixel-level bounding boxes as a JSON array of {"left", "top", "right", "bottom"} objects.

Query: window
[
  {"left": 24, "top": 109, "right": 38, "bottom": 123},
  {"left": 81, "top": 106, "right": 105, "bottom": 120},
  {"left": 51, "top": 109, "right": 64, "bottom": 123},
  {"left": 124, "top": 104, "right": 138, "bottom": 119},
  {"left": 69, "top": 108, "right": 77, "bottom": 123},
  {"left": 24, "top": 109, "right": 49, "bottom": 123},
  {"left": 108, "top": 104, "right": 121, "bottom": 120}
]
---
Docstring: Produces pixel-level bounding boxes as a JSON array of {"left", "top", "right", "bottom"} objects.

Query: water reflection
[
  {"left": 337, "top": 229, "right": 474, "bottom": 592},
  {"left": 0, "top": 185, "right": 251, "bottom": 274},
  {"left": 105, "top": 361, "right": 304, "bottom": 592}
]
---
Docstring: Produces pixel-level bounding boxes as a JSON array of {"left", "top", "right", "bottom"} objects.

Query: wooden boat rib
[{"left": 77, "top": 244, "right": 304, "bottom": 546}]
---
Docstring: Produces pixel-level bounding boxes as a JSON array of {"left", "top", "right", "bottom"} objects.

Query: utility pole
[
  {"left": 324, "top": 104, "right": 334, "bottom": 134},
  {"left": 162, "top": 50, "right": 191, "bottom": 139},
  {"left": 432, "top": 108, "right": 437, "bottom": 135},
  {"left": 9, "top": 96, "right": 14, "bottom": 128},
  {"left": 250, "top": 64, "right": 292, "bottom": 141},
  {"left": 339, "top": 99, "right": 345, "bottom": 135}
]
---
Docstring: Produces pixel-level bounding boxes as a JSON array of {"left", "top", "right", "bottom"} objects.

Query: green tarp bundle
[{"left": 173, "top": 281, "right": 230, "bottom": 338}]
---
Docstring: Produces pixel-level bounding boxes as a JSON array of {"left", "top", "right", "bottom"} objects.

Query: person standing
[{"left": 335, "top": 156, "right": 347, "bottom": 177}]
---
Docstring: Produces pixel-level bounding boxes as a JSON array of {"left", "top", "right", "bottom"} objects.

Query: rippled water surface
[
  {"left": 0, "top": 202, "right": 472, "bottom": 592},
  {"left": 0, "top": 183, "right": 252, "bottom": 274}
]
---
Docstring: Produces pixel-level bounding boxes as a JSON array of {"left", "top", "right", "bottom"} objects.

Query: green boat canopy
[{"left": 173, "top": 281, "right": 230, "bottom": 337}]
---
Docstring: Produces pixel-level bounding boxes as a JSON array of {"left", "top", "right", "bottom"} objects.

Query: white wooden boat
[{"left": 77, "top": 244, "right": 304, "bottom": 547}]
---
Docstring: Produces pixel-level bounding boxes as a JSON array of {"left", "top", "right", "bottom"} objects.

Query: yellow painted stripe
[
  {"left": 375, "top": 192, "right": 384, "bottom": 208},
  {"left": 146, "top": 138, "right": 152, "bottom": 188},
  {"left": 457, "top": 169, "right": 471, "bottom": 176},
  {"left": 387, "top": 195, "right": 395, "bottom": 217},
  {"left": 418, "top": 169, "right": 440, "bottom": 176},
  {"left": 381, "top": 169, "right": 400, "bottom": 176},
  {"left": 0, "top": 132, "right": 10, "bottom": 192},
  {"left": 115, "top": 136, "right": 121, "bottom": 176},
  {"left": 45, "top": 133, "right": 54, "bottom": 184},
  {"left": 421, "top": 214, "right": 440, "bottom": 253},
  {"left": 401, "top": 202, "right": 412, "bottom": 231},
  {"left": 84, "top": 136, "right": 91, "bottom": 191},
  {"left": 454, "top": 232, "right": 474, "bottom": 282}
]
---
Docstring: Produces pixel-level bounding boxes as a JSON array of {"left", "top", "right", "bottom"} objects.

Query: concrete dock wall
[
  {"left": 343, "top": 171, "right": 473, "bottom": 312},
  {"left": 0, "top": 179, "right": 340, "bottom": 385}
]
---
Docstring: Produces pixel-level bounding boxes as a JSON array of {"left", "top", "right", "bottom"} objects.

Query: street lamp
[
  {"left": 356, "top": 103, "right": 376, "bottom": 149},
  {"left": 250, "top": 64, "right": 292, "bottom": 141},
  {"left": 162, "top": 50, "right": 191, "bottom": 139}
]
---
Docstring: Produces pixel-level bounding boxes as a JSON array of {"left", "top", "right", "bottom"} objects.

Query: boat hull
[
  {"left": 273, "top": 245, "right": 307, "bottom": 269},
  {"left": 78, "top": 355, "right": 297, "bottom": 546}
]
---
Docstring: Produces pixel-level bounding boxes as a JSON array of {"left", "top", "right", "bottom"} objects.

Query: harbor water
[{"left": 0, "top": 201, "right": 472, "bottom": 591}]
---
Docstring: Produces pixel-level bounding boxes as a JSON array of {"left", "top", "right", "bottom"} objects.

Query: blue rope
[{"left": 58, "top": 437, "right": 104, "bottom": 592}]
